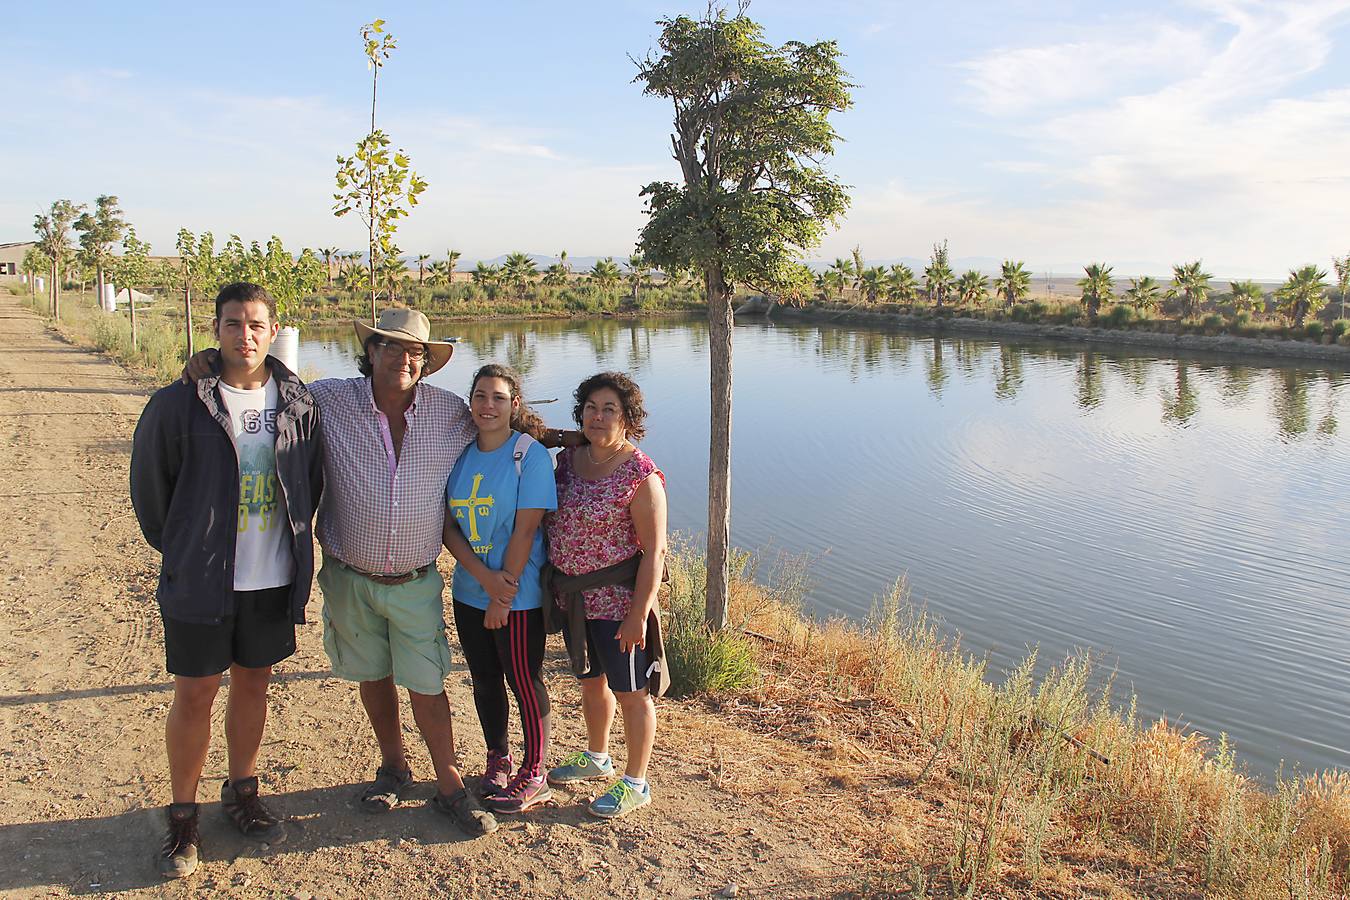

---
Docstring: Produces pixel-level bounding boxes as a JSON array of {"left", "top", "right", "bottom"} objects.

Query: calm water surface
[{"left": 297, "top": 316, "right": 1350, "bottom": 777}]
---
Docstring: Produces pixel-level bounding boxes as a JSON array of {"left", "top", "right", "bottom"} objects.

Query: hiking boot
[
  {"left": 220, "top": 776, "right": 287, "bottom": 844},
  {"left": 547, "top": 750, "right": 614, "bottom": 785},
  {"left": 157, "top": 803, "right": 200, "bottom": 879},
  {"left": 477, "top": 750, "right": 513, "bottom": 800},
  {"left": 360, "top": 765, "right": 414, "bottom": 813},
  {"left": 588, "top": 779, "right": 651, "bottom": 819},
  {"left": 485, "top": 770, "right": 552, "bottom": 814},
  {"left": 428, "top": 787, "right": 499, "bottom": 837}
]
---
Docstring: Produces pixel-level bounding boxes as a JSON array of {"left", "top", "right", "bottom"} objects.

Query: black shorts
[
  {"left": 568, "top": 618, "right": 651, "bottom": 694},
  {"left": 163, "top": 585, "right": 296, "bottom": 678}
]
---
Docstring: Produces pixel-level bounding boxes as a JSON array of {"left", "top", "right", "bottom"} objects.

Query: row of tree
[{"left": 808, "top": 243, "right": 1350, "bottom": 328}]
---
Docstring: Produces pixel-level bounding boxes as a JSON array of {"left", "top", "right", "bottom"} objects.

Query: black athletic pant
[{"left": 452, "top": 601, "right": 550, "bottom": 777}]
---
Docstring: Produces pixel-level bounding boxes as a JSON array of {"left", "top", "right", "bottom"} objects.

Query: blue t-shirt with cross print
[{"left": 445, "top": 432, "right": 557, "bottom": 611}]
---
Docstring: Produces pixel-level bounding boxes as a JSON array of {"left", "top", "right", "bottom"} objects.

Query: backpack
[{"left": 512, "top": 431, "right": 537, "bottom": 476}]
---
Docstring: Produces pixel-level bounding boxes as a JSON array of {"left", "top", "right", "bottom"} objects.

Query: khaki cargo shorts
[{"left": 317, "top": 554, "right": 452, "bottom": 696}]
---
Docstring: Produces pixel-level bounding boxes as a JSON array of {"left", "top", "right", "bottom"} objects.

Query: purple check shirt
[{"left": 310, "top": 377, "right": 475, "bottom": 574}]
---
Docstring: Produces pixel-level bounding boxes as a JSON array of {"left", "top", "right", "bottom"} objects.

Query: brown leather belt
[{"left": 343, "top": 562, "right": 431, "bottom": 586}]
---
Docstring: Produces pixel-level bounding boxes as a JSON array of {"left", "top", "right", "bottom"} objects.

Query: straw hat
[{"left": 353, "top": 308, "right": 454, "bottom": 376}]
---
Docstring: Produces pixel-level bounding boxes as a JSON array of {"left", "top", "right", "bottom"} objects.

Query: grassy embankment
[
  {"left": 799, "top": 294, "right": 1350, "bottom": 347},
  {"left": 662, "top": 544, "right": 1350, "bottom": 897}
]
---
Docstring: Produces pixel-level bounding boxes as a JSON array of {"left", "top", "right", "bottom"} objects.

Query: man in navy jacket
[{"left": 131, "top": 282, "right": 323, "bottom": 879}]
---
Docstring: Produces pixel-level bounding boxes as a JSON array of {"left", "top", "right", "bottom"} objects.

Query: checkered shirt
[{"left": 310, "top": 377, "right": 474, "bottom": 574}]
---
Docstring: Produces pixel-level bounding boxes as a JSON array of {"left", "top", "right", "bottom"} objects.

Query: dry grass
[{"left": 685, "top": 552, "right": 1350, "bottom": 897}]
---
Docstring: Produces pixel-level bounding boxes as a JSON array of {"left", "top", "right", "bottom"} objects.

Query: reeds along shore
[{"left": 661, "top": 544, "right": 1350, "bottom": 896}]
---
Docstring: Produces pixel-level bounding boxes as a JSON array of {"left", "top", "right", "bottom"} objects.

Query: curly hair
[
  {"left": 470, "top": 364, "right": 547, "bottom": 440},
  {"left": 572, "top": 371, "right": 647, "bottom": 441}
]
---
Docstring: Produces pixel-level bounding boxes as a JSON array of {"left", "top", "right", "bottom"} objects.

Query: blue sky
[{"left": 6, "top": 0, "right": 1350, "bottom": 278}]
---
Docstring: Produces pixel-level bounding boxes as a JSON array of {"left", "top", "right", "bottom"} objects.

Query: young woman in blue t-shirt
[{"left": 442, "top": 364, "right": 558, "bottom": 813}]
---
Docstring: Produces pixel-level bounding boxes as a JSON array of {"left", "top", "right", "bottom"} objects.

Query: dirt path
[{"left": 0, "top": 295, "right": 869, "bottom": 899}]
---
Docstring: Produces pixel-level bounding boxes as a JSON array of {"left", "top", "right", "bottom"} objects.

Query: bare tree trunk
[
  {"left": 49, "top": 262, "right": 57, "bottom": 317},
  {"left": 128, "top": 287, "right": 138, "bottom": 350},
  {"left": 704, "top": 264, "right": 732, "bottom": 631},
  {"left": 184, "top": 282, "right": 195, "bottom": 357}
]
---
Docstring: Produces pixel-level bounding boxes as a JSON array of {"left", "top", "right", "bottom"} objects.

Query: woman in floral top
[{"left": 545, "top": 372, "right": 667, "bottom": 819}]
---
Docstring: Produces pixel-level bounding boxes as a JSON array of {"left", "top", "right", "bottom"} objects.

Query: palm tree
[
  {"left": 924, "top": 259, "right": 955, "bottom": 306},
  {"left": 826, "top": 257, "right": 855, "bottom": 299},
  {"left": 1124, "top": 276, "right": 1163, "bottom": 312},
  {"left": 445, "top": 249, "right": 461, "bottom": 284},
  {"left": 559, "top": 249, "right": 571, "bottom": 275},
  {"left": 993, "top": 260, "right": 1031, "bottom": 308},
  {"left": 850, "top": 246, "right": 865, "bottom": 295},
  {"left": 1228, "top": 280, "right": 1265, "bottom": 316},
  {"left": 1078, "top": 262, "right": 1114, "bottom": 319},
  {"left": 626, "top": 253, "right": 651, "bottom": 303},
  {"left": 473, "top": 261, "right": 502, "bottom": 291},
  {"left": 320, "top": 247, "right": 338, "bottom": 289},
  {"left": 415, "top": 253, "right": 431, "bottom": 284},
  {"left": 885, "top": 264, "right": 918, "bottom": 304},
  {"left": 1274, "top": 265, "right": 1328, "bottom": 328},
  {"left": 1333, "top": 254, "right": 1349, "bottom": 320},
  {"left": 1171, "top": 260, "right": 1213, "bottom": 318},
  {"left": 858, "top": 266, "right": 886, "bottom": 304},
  {"left": 957, "top": 270, "right": 989, "bottom": 305},
  {"left": 589, "top": 257, "right": 621, "bottom": 290},
  {"left": 542, "top": 263, "right": 568, "bottom": 287},
  {"left": 503, "top": 252, "right": 537, "bottom": 297}
]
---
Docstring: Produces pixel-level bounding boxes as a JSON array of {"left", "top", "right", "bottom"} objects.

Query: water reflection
[
  {"left": 1075, "top": 352, "right": 1104, "bottom": 411},
  {"left": 994, "top": 345, "right": 1023, "bottom": 401},
  {"left": 1161, "top": 363, "right": 1200, "bottom": 426}
]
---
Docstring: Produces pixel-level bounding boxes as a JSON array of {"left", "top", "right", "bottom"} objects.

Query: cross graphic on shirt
[{"left": 449, "top": 473, "right": 494, "bottom": 542}]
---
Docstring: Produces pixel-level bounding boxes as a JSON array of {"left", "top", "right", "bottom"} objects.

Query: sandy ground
[{"left": 0, "top": 294, "right": 874, "bottom": 899}]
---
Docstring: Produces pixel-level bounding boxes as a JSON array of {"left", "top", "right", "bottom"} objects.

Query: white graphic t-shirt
[{"left": 219, "top": 377, "right": 294, "bottom": 591}]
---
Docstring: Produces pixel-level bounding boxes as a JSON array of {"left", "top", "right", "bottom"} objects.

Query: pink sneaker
[
  {"left": 485, "top": 770, "right": 552, "bottom": 814},
  {"left": 477, "top": 751, "right": 513, "bottom": 799}
]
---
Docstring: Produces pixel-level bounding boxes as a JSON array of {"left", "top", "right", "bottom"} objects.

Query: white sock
[
  {"left": 622, "top": 774, "right": 648, "bottom": 792},
  {"left": 585, "top": 751, "right": 612, "bottom": 766}
]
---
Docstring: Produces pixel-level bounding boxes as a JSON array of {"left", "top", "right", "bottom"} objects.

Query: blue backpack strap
[{"left": 513, "top": 431, "right": 537, "bottom": 477}]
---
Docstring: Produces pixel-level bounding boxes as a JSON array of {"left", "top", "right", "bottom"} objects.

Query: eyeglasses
[{"left": 377, "top": 340, "right": 427, "bottom": 362}]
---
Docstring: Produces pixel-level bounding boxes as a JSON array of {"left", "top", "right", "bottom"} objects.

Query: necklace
[{"left": 586, "top": 441, "right": 627, "bottom": 466}]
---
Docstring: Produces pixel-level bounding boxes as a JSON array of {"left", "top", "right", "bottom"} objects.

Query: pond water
[{"left": 296, "top": 315, "right": 1350, "bottom": 777}]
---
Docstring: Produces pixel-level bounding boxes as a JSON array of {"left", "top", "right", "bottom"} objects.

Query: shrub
[
  {"left": 663, "top": 544, "right": 758, "bottom": 697},
  {"left": 1103, "top": 304, "right": 1134, "bottom": 328},
  {"left": 1305, "top": 321, "right": 1325, "bottom": 341},
  {"left": 1331, "top": 319, "right": 1349, "bottom": 340},
  {"left": 1232, "top": 311, "right": 1252, "bottom": 331},
  {"left": 1202, "top": 313, "right": 1226, "bottom": 333}
]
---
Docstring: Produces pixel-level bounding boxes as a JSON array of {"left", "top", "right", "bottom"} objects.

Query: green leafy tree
[
  {"left": 994, "top": 260, "right": 1031, "bottom": 308},
  {"left": 21, "top": 246, "right": 51, "bottom": 298},
  {"left": 1078, "top": 262, "right": 1114, "bottom": 320},
  {"left": 1228, "top": 279, "right": 1265, "bottom": 316},
  {"left": 176, "top": 229, "right": 200, "bottom": 355},
  {"left": 634, "top": 8, "right": 850, "bottom": 627},
  {"left": 1274, "top": 264, "right": 1327, "bottom": 328},
  {"left": 34, "top": 199, "right": 85, "bottom": 318},
  {"left": 74, "top": 195, "right": 127, "bottom": 311},
  {"left": 193, "top": 232, "right": 220, "bottom": 297},
  {"left": 112, "top": 228, "right": 152, "bottom": 349},
  {"left": 333, "top": 19, "right": 428, "bottom": 323},
  {"left": 885, "top": 263, "right": 918, "bottom": 303},
  {"left": 1171, "top": 260, "right": 1213, "bottom": 318},
  {"left": 924, "top": 241, "right": 955, "bottom": 305},
  {"left": 1124, "top": 276, "right": 1163, "bottom": 312},
  {"left": 957, "top": 269, "right": 989, "bottom": 305},
  {"left": 295, "top": 248, "right": 327, "bottom": 304}
]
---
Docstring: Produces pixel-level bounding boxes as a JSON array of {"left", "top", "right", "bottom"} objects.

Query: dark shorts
[
  {"left": 568, "top": 617, "right": 651, "bottom": 694},
  {"left": 163, "top": 585, "right": 296, "bottom": 678}
]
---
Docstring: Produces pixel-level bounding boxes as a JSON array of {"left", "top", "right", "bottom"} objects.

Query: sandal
[
  {"left": 428, "top": 787, "right": 498, "bottom": 836},
  {"left": 360, "top": 765, "right": 413, "bottom": 813}
]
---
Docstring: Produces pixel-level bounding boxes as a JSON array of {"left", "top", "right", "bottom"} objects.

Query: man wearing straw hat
[{"left": 185, "top": 307, "right": 569, "bottom": 836}]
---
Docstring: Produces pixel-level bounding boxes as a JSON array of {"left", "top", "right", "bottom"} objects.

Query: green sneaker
[
  {"left": 547, "top": 751, "right": 614, "bottom": 785},
  {"left": 588, "top": 779, "right": 651, "bottom": 819}
]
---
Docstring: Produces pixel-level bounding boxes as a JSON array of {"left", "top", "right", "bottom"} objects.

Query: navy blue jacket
[{"left": 130, "top": 358, "right": 324, "bottom": 625}]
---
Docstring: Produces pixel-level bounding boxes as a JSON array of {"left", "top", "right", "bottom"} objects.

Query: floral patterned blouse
[{"left": 546, "top": 447, "right": 665, "bottom": 621}]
